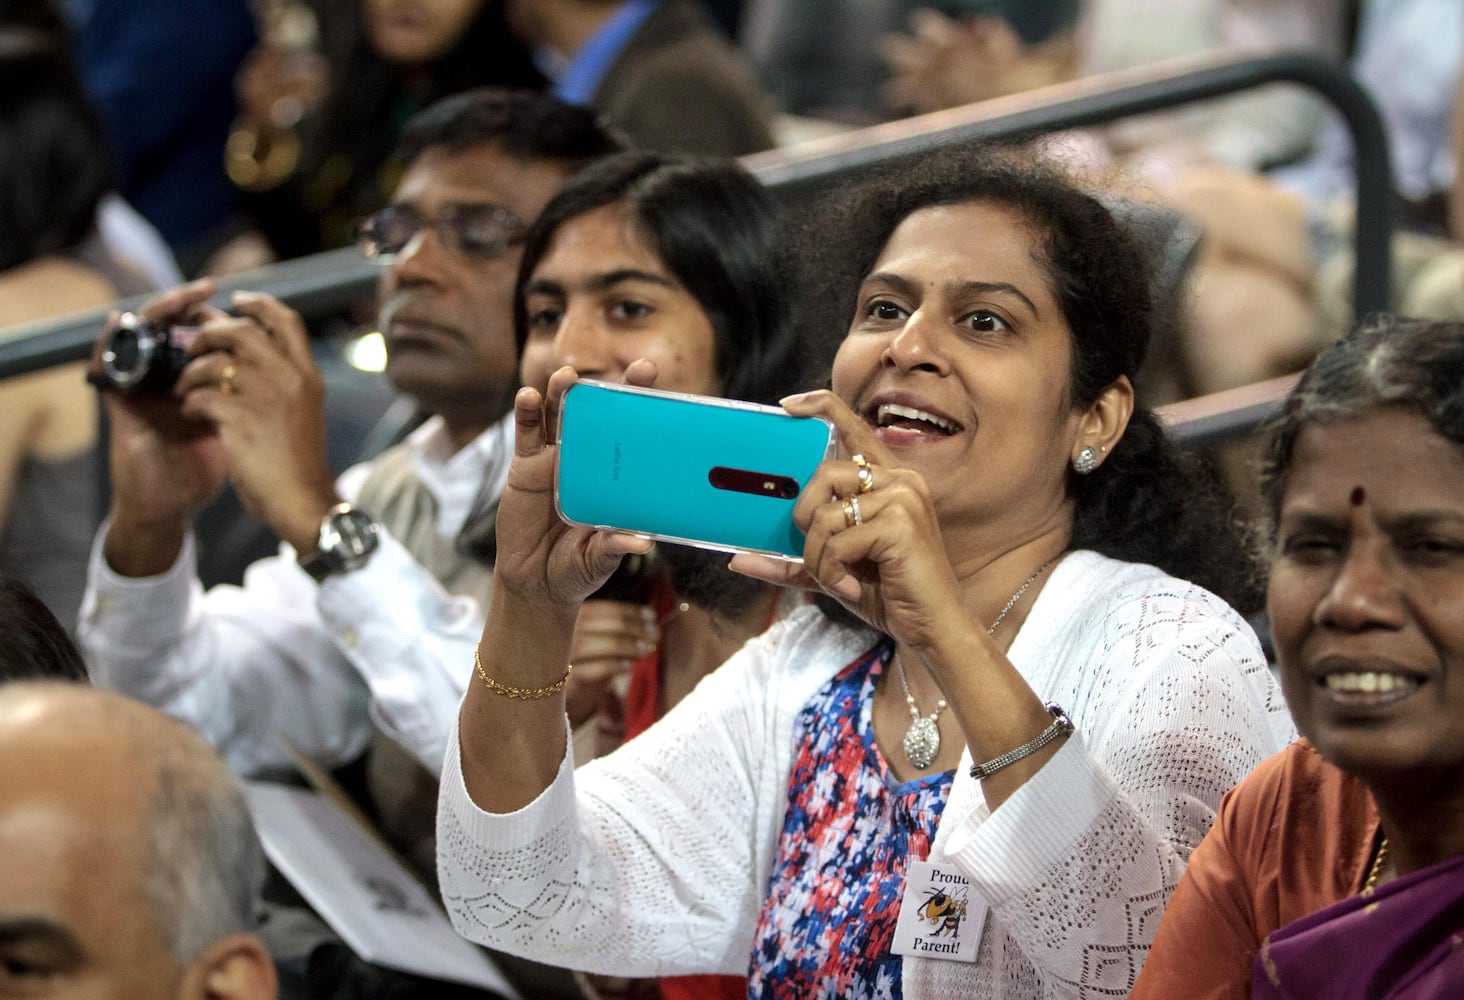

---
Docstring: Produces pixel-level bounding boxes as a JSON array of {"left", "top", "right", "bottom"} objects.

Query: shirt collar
[
  {"left": 406, "top": 413, "right": 515, "bottom": 537},
  {"left": 547, "top": 0, "right": 661, "bottom": 106}
]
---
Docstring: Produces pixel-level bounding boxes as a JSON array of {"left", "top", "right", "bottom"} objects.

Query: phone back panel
[{"left": 556, "top": 381, "right": 835, "bottom": 559}]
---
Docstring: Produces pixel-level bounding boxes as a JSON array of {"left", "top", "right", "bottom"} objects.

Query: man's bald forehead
[
  {"left": 1, "top": 680, "right": 184, "bottom": 737},
  {"left": 0, "top": 682, "right": 225, "bottom": 783}
]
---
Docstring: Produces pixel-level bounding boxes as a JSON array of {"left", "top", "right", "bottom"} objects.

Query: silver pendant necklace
[{"left": 895, "top": 556, "right": 1056, "bottom": 769}]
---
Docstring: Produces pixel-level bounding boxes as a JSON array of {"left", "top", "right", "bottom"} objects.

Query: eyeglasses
[{"left": 356, "top": 202, "right": 526, "bottom": 262}]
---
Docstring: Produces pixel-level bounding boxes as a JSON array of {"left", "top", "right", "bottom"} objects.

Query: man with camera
[{"left": 77, "top": 90, "right": 619, "bottom": 819}]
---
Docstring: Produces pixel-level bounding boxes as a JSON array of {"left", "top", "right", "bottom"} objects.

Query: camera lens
[
  {"left": 99, "top": 313, "right": 164, "bottom": 393},
  {"left": 108, "top": 327, "right": 141, "bottom": 375}
]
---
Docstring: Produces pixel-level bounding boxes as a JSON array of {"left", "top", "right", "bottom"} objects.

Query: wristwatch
[{"left": 297, "top": 502, "right": 381, "bottom": 582}]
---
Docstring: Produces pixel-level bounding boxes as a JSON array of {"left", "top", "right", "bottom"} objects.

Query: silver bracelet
[{"left": 968, "top": 703, "right": 1075, "bottom": 780}]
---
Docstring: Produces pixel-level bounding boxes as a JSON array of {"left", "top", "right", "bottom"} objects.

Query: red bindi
[{"left": 1350, "top": 486, "right": 1366, "bottom": 506}]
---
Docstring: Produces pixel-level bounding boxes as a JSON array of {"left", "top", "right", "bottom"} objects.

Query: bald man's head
[{"left": 0, "top": 682, "right": 275, "bottom": 999}]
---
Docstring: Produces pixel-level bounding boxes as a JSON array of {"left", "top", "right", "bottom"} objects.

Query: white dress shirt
[{"left": 79, "top": 413, "right": 513, "bottom": 778}]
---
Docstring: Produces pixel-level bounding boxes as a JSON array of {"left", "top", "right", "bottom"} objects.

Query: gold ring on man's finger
[
  {"left": 853, "top": 453, "right": 874, "bottom": 494},
  {"left": 842, "top": 495, "right": 863, "bottom": 528},
  {"left": 219, "top": 363, "right": 238, "bottom": 395}
]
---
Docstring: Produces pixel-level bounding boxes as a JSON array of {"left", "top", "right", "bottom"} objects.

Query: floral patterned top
[{"left": 748, "top": 640, "right": 954, "bottom": 998}]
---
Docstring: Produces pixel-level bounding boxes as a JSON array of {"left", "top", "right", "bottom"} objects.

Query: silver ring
[{"left": 848, "top": 495, "right": 863, "bottom": 526}]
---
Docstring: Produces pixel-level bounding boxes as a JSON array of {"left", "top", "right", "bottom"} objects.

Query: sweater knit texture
[{"left": 437, "top": 550, "right": 1294, "bottom": 998}]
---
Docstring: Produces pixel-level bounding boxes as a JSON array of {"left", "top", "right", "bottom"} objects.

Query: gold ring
[
  {"left": 853, "top": 454, "right": 874, "bottom": 494},
  {"left": 842, "top": 495, "right": 863, "bottom": 528},
  {"left": 219, "top": 363, "right": 238, "bottom": 395}
]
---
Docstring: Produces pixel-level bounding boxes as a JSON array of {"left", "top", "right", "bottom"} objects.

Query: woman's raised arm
[{"left": 456, "top": 364, "right": 654, "bottom": 812}]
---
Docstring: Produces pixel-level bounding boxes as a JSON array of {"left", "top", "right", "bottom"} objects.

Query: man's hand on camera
[
  {"left": 96, "top": 280, "right": 231, "bottom": 578},
  {"left": 172, "top": 290, "right": 340, "bottom": 557}
]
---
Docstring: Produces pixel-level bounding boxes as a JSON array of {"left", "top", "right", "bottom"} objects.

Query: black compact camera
[{"left": 90, "top": 312, "right": 198, "bottom": 395}]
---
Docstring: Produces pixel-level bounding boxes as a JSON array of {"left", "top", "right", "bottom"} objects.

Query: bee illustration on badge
[{"left": 917, "top": 886, "right": 968, "bottom": 937}]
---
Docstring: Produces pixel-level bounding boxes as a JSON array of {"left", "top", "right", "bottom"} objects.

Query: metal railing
[
  {"left": 0, "top": 51, "right": 1392, "bottom": 442},
  {"left": 1156, "top": 373, "right": 1302, "bottom": 448}
]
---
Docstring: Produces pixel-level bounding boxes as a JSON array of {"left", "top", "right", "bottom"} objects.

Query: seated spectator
[
  {"left": 0, "top": 2, "right": 171, "bottom": 634},
  {"left": 1073, "top": 0, "right": 1345, "bottom": 172},
  {"left": 78, "top": 90, "right": 620, "bottom": 883},
  {"left": 73, "top": 0, "right": 257, "bottom": 273},
  {"left": 505, "top": 149, "right": 802, "bottom": 1000},
  {"left": 745, "top": 0, "right": 1341, "bottom": 147},
  {"left": 0, "top": 577, "right": 87, "bottom": 682},
  {"left": 879, "top": 1, "right": 1083, "bottom": 116},
  {"left": 503, "top": 0, "right": 777, "bottom": 156},
  {"left": 739, "top": 0, "right": 914, "bottom": 125},
  {"left": 437, "top": 150, "right": 1292, "bottom": 996},
  {"left": 84, "top": 92, "right": 620, "bottom": 999},
  {"left": 222, "top": 0, "right": 545, "bottom": 267},
  {"left": 0, "top": 681, "right": 276, "bottom": 1000},
  {"left": 1149, "top": 0, "right": 1462, "bottom": 402},
  {"left": 873, "top": 1, "right": 1353, "bottom": 412},
  {"left": 1133, "top": 315, "right": 1464, "bottom": 999}
]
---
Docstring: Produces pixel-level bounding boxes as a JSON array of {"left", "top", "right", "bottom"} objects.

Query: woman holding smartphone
[
  {"left": 437, "top": 150, "right": 1292, "bottom": 997},
  {"left": 497, "top": 150, "right": 803, "bottom": 1000},
  {"left": 497, "top": 151, "right": 805, "bottom": 759}
]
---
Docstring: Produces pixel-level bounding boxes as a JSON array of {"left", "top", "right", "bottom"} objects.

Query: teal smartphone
[{"left": 555, "top": 380, "right": 837, "bottom": 560}]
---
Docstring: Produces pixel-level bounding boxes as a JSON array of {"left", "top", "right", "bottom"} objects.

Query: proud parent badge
[{"left": 891, "top": 859, "right": 987, "bottom": 963}]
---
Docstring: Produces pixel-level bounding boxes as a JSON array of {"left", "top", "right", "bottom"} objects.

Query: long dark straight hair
[
  {"left": 0, "top": 6, "right": 112, "bottom": 271},
  {"left": 513, "top": 150, "right": 803, "bottom": 405}
]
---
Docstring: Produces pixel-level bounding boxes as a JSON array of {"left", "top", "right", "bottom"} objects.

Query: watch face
[{"left": 321, "top": 509, "right": 380, "bottom": 570}]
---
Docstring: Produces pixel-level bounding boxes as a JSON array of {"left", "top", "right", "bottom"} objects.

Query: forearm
[
  {"left": 438, "top": 626, "right": 789, "bottom": 975},
  {"left": 102, "top": 502, "right": 191, "bottom": 578},
  {"left": 81, "top": 520, "right": 198, "bottom": 690},
  {"left": 920, "top": 615, "right": 1067, "bottom": 813},
  {"left": 457, "top": 583, "right": 580, "bottom": 812},
  {"left": 81, "top": 525, "right": 372, "bottom": 774},
  {"left": 318, "top": 536, "right": 481, "bottom": 774},
  {"left": 942, "top": 645, "right": 1282, "bottom": 994},
  {"left": 263, "top": 483, "right": 342, "bottom": 558}
]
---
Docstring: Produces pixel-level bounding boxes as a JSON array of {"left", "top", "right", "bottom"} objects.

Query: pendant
[{"left": 903, "top": 716, "right": 941, "bottom": 769}]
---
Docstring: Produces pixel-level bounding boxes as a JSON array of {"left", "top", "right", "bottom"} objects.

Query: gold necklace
[
  {"left": 1363, "top": 835, "right": 1390, "bottom": 895},
  {"left": 895, "top": 556, "right": 1057, "bottom": 769}
]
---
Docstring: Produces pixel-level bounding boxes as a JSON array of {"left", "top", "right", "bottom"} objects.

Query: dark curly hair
[
  {"left": 1260, "top": 315, "right": 1464, "bottom": 530},
  {"left": 795, "top": 147, "right": 1264, "bottom": 612}
]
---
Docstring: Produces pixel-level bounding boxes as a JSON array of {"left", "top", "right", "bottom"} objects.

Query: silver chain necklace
[{"left": 896, "top": 556, "right": 1057, "bottom": 769}]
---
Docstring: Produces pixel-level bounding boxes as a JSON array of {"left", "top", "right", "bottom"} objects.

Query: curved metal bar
[
  {"left": 1158, "top": 372, "right": 1301, "bottom": 448},
  {"left": 0, "top": 246, "right": 379, "bottom": 381},
  {"left": 0, "top": 50, "right": 1393, "bottom": 451},
  {"left": 746, "top": 49, "right": 1392, "bottom": 320}
]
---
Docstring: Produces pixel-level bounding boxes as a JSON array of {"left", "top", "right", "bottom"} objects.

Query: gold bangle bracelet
[{"left": 473, "top": 645, "right": 572, "bottom": 700}]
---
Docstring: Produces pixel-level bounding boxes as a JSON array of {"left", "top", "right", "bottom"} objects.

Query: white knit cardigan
[{"left": 437, "top": 550, "right": 1294, "bottom": 999}]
